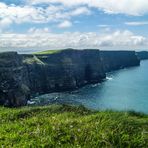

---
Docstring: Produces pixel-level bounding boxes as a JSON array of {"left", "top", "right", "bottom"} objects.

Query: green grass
[
  {"left": 23, "top": 55, "right": 45, "bottom": 65},
  {"left": 0, "top": 105, "right": 148, "bottom": 147},
  {"left": 34, "top": 49, "right": 62, "bottom": 55}
]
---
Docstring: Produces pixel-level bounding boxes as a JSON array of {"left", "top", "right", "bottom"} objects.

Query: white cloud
[
  {"left": 0, "top": 2, "right": 47, "bottom": 24},
  {"left": 125, "top": 21, "right": 148, "bottom": 26},
  {"left": 28, "top": 27, "right": 51, "bottom": 34},
  {"left": 58, "top": 20, "right": 72, "bottom": 28},
  {"left": 0, "top": 18, "right": 12, "bottom": 27},
  {"left": 0, "top": 17, "right": 13, "bottom": 33},
  {"left": 70, "top": 7, "right": 91, "bottom": 16},
  {"left": 98, "top": 25, "right": 109, "bottom": 28},
  {"left": 0, "top": 2, "right": 91, "bottom": 30},
  {"left": 28, "top": 0, "right": 148, "bottom": 16},
  {"left": 0, "top": 29, "right": 147, "bottom": 53}
]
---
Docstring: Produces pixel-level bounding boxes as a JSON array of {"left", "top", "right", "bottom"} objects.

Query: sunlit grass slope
[
  {"left": 34, "top": 49, "right": 62, "bottom": 55},
  {"left": 0, "top": 105, "right": 148, "bottom": 147}
]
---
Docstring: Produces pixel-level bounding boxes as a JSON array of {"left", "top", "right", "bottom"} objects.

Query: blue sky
[{"left": 0, "top": 0, "right": 148, "bottom": 53}]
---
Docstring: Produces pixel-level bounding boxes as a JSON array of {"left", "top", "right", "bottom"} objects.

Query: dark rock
[
  {"left": 23, "top": 49, "right": 106, "bottom": 95},
  {"left": 0, "top": 52, "right": 30, "bottom": 107},
  {"left": 136, "top": 51, "right": 148, "bottom": 60},
  {"left": 100, "top": 51, "right": 140, "bottom": 72}
]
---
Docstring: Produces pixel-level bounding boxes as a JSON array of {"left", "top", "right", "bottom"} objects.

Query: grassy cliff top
[
  {"left": 0, "top": 105, "right": 148, "bottom": 147},
  {"left": 33, "top": 49, "right": 100, "bottom": 55},
  {"left": 34, "top": 49, "right": 62, "bottom": 55}
]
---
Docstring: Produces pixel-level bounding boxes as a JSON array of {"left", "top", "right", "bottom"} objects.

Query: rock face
[
  {"left": 100, "top": 51, "right": 140, "bottom": 72},
  {"left": 0, "top": 49, "right": 140, "bottom": 107},
  {"left": 0, "top": 52, "right": 30, "bottom": 107},
  {"left": 23, "top": 49, "right": 106, "bottom": 95},
  {"left": 136, "top": 51, "right": 148, "bottom": 60}
]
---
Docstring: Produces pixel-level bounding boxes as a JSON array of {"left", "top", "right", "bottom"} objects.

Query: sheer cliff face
[
  {"left": 23, "top": 49, "right": 106, "bottom": 95},
  {"left": 100, "top": 51, "right": 140, "bottom": 72},
  {"left": 0, "top": 52, "right": 30, "bottom": 107},
  {"left": 136, "top": 51, "right": 148, "bottom": 60},
  {"left": 0, "top": 49, "right": 140, "bottom": 107}
]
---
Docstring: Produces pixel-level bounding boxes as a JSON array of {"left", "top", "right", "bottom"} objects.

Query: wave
[
  {"left": 106, "top": 77, "right": 113, "bottom": 80},
  {"left": 91, "top": 83, "right": 101, "bottom": 87}
]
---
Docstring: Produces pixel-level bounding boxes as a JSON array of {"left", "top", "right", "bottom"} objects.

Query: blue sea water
[{"left": 35, "top": 60, "right": 148, "bottom": 114}]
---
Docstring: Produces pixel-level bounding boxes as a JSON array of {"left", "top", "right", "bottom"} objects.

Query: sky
[{"left": 0, "top": 0, "right": 148, "bottom": 53}]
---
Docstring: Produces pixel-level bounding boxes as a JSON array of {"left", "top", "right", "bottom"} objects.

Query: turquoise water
[{"left": 35, "top": 60, "right": 148, "bottom": 113}]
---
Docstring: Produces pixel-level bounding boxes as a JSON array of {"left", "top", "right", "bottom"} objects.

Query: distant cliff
[
  {"left": 100, "top": 51, "right": 140, "bottom": 72},
  {"left": 0, "top": 49, "right": 140, "bottom": 107},
  {"left": 136, "top": 51, "right": 148, "bottom": 60}
]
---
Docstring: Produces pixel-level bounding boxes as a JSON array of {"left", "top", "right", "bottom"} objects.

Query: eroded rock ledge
[{"left": 0, "top": 49, "right": 140, "bottom": 107}]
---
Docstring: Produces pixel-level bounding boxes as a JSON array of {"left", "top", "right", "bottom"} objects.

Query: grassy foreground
[{"left": 0, "top": 105, "right": 148, "bottom": 148}]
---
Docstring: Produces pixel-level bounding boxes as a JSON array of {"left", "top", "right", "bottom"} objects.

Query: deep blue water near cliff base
[{"left": 33, "top": 60, "right": 148, "bottom": 114}]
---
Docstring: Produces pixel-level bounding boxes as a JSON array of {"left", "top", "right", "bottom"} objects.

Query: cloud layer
[
  {"left": 1, "top": 0, "right": 148, "bottom": 29},
  {"left": 29, "top": 0, "right": 148, "bottom": 16},
  {"left": 0, "top": 2, "right": 90, "bottom": 28},
  {"left": 0, "top": 29, "right": 147, "bottom": 53}
]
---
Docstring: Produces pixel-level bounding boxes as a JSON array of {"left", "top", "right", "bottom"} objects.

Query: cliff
[
  {"left": 136, "top": 51, "right": 148, "bottom": 60},
  {"left": 23, "top": 49, "right": 105, "bottom": 95},
  {"left": 0, "top": 52, "right": 30, "bottom": 107},
  {"left": 100, "top": 51, "right": 140, "bottom": 72},
  {"left": 0, "top": 49, "right": 140, "bottom": 107}
]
